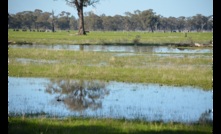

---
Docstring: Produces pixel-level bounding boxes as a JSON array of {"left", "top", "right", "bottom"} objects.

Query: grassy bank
[
  {"left": 8, "top": 117, "right": 212, "bottom": 134},
  {"left": 8, "top": 29, "right": 213, "bottom": 45},
  {"left": 8, "top": 48, "right": 212, "bottom": 90}
]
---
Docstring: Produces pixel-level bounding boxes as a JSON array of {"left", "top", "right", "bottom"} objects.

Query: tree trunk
[
  {"left": 52, "top": 19, "right": 55, "bottom": 32},
  {"left": 52, "top": 23, "right": 55, "bottom": 32},
  {"left": 77, "top": 7, "right": 86, "bottom": 35},
  {"left": 150, "top": 26, "right": 154, "bottom": 33}
]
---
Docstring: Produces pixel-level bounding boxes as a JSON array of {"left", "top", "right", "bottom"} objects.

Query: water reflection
[
  {"left": 45, "top": 79, "right": 109, "bottom": 112},
  {"left": 8, "top": 77, "right": 213, "bottom": 123},
  {"left": 198, "top": 109, "right": 213, "bottom": 124}
]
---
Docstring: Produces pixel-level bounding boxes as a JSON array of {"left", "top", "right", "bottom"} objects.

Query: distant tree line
[{"left": 8, "top": 9, "right": 213, "bottom": 32}]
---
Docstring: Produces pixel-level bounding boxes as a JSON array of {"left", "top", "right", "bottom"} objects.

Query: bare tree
[{"left": 56, "top": 0, "right": 99, "bottom": 35}]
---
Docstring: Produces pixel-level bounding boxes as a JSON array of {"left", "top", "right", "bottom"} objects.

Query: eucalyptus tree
[
  {"left": 123, "top": 15, "right": 131, "bottom": 31},
  {"left": 102, "top": 15, "right": 114, "bottom": 31},
  {"left": 124, "top": 12, "right": 134, "bottom": 31},
  {"left": 132, "top": 9, "right": 159, "bottom": 32},
  {"left": 207, "top": 15, "right": 213, "bottom": 31},
  {"left": 84, "top": 11, "right": 103, "bottom": 31},
  {"left": 140, "top": 9, "right": 154, "bottom": 31},
  {"left": 8, "top": 14, "right": 22, "bottom": 29},
  {"left": 176, "top": 16, "right": 186, "bottom": 32},
  {"left": 186, "top": 17, "right": 194, "bottom": 32},
  {"left": 69, "top": 15, "right": 78, "bottom": 30},
  {"left": 148, "top": 14, "right": 160, "bottom": 32},
  {"left": 124, "top": 11, "right": 138, "bottom": 31},
  {"left": 167, "top": 17, "right": 177, "bottom": 32},
  {"left": 15, "top": 11, "right": 35, "bottom": 29},
  {"left": 158, "top": 16, "right": 168, "bottom": 32},
  {"left": 192, "top": 14, "right": 208, "bottom": 32},
  {"left": 36, "top": 12, "right": 51, "bottom": 30},
  {"left": 57, "top": 11, "right": 71, "bottom": 30},
  {"left": 56, "top": 0, "right": 100, "bottom": 35},
  {"left": 112, "top": 15, "right": 125, "bottom": 31},
  {"left": 132, "top": 10, "right": 143, "bottom": 30},
  {"left": 33, "top": 9, "right": 43, "bottom": 30},
  {"left": 57, "top": 16, "right": 69, "bottom": 30},
  {"left": 100, "top": 14, "right": 112, "bottom": 31}
]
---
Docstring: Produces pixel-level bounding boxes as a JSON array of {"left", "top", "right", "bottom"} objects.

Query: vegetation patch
[
  {"left": 8, "top": 117, "right": 212, "bottom": 134},
  {"left": 8, "top": 30, "right": 213, "bottom": 46},
  {"left": 8, "top": 48, "right": 212, "bottom": 90}
]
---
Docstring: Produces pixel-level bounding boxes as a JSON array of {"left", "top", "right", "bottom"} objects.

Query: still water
[
  {"left": 8, "top": 77, "right": 213, "bottom": 123},
  {"left": 10, "top": 44, "right": 212, "bottom": 53}
]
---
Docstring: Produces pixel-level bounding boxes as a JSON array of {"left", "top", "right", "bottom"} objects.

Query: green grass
[
  {"left": 8, "top": 117, "right": 212, "bottom": 134},
  {"left": 8, "top": 29, "right": 213, "bottom": 45},
  {"left": 8, "top": 48, "right": 212, "bottom": 90}
]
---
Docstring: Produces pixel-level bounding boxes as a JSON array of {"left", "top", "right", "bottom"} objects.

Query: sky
[{"left": 8, "top": 0, "right": 213, "bottom": 18}]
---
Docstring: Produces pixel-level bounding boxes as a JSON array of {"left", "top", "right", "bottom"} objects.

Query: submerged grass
[
  {"left": 8, "top": 29, "right": 213, "bottom": 45},
  {"left": 8, "top": 48, "right": 212, "bottom": 90},
  {"left": 8, "top": 116, "right": 212, "bottom": 134}
]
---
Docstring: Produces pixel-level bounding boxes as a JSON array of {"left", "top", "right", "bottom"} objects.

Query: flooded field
[
  {"left": 10, "top": 44, "right": 212, "bottom": 53},
  {"left": 8, "top": 77, "right": 213, "bottom": 123},
  {"left": 8, "top": 43, "right": 213, "bottom": 124}
]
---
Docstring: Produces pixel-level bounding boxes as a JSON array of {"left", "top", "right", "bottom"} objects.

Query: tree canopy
[
  {"left": 8, "top": 9, "right": 213, "bottom": 32},
  {"left": 63, "top": 0, "right": 100, "bottom": 35}
]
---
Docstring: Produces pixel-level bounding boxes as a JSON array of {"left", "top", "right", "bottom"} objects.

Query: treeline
[{"left": 8, "top": 9, "right": 213, "bottom": 32}]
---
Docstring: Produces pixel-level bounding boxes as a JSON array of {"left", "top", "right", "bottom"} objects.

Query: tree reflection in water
[
  {"left": 45, "top": 79, "right": 109, "bottom": 112},
  {"left": 197, "top": 109, "right": 213, "bottom": 124}
]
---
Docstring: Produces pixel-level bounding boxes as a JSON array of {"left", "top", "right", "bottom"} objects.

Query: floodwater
[
  {"left": 8, "top": 77, "right": 213, "bottom": 123},
  {"left": 10, "top": 44, "right": 212, "bottom": 65},
  {"left": 10, "top": 44, "right": 212, "bottom": 53}
]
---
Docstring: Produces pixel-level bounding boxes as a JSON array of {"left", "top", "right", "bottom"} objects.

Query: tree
[
  {"left": 176, "top": 16, "right": 186, "bottom": 32},
  {"left": 167, "top": 17, "right": 177, "bottom": 32},
  {"left": 8, "top": 13, "right": 11, "bottom": 27},
  {"left": 159, "top": 16, "right": 168, "bottom": 32},
  {"left": 186, "top": 17, "right": 194, "bottom": 32},
  {"left": 192, "top": 14, "right": 208, "bottom": 32},
  {"left": 207, "top": 15, "right": 213, "bottom": 31},
  {"left": 51, "top": 10, "right": 55, "bottom": 32},
  {"left": 36, "top": 12, "right": 51, "bottom": 30},
  {"left": 101, "top": 15, "right": 114, "bottom": 31},
  {"left": 8, "top": 14, "right": 20, "bottom": 29},
  {"left": 57, "top": 11, "right": 71, "bottom": 30},
  {"left": 15, "top": 11, "right": 35, "bottom": 30},
  {"left": 33, "top": 9, "right": 43, "bottom": 30},
  {"left": 132, "top": 10, "right": 143, "bottom": 30},
  {"left": 84, "top": 11, "right": 103, "bottom": 31},
  {"left": 69, "top": 15, "right": 78, "bottom": 30},
  {"left": 124, "top": 12, "right": 133, "bottom": 31},
  {"left": 148, "top": 13, "right": 160, "bottom": 32},
  {"left": 58, "top": 0, "right": 100, "bottom": 35}
]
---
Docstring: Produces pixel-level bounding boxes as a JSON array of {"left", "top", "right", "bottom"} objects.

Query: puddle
[
  {"left": 15, "top": 58, "right": 60, "bottom": 64},
  {"left": 8, "top": 77, "right": 213, "bottom": 123},
  {"left": 10, "top": 44, "right": 212, "bottom": 53},
  {"left": 13, "top": 58, "right": 107, "bottom": 66}
]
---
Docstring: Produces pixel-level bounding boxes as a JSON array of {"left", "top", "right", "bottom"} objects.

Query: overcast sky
[{"left": 8, "top": 0, "right": 213, "bottom": 17}]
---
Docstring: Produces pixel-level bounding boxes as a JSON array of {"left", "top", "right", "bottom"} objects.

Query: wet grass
[
  {"left": 8, "top": 48, "right": 212, "bottom": 90},
  {"left": 8, "top": 29, "right": 213, "bottom": 45},
  {"left": 8, "top": 116, "right": 212, "bottom": 134}
]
